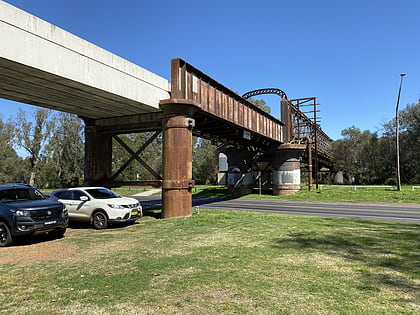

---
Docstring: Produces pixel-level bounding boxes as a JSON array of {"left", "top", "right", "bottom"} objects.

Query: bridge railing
[
  {"left": 289, "top": 98, "right": 332, "bottom": 159},
  {"left": 170, "top": 58, "right": 285, "bottom": 143}
]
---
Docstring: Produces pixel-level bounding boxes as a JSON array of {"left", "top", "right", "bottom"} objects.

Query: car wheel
[
  {"left": 92, "top": 211, "right": 108, "bottom": 229},
  {"left": 49, "top": 227, "right": 66, "bottom": 239},
  {"left": 0, "top": 222, "right": 13, "bottom": 247}
]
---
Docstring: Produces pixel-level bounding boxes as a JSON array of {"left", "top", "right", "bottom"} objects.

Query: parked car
[
  {"left": 0, "top": 184, "right": 68, "bottom": 247},
  {"left": 50, "top": 187, "right": 142, "bottom": 229}
]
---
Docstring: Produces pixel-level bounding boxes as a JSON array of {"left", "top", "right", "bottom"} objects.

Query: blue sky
[{"left": 1, "top": 0, "right": 419, "bottom": 140}]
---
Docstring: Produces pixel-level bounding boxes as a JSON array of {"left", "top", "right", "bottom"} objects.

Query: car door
[
  {"left": 67, "top": 190, "right": 93, "bottom": 221},
  {"left": 56, "top": 190, "right": 90, "bottom": 221},
  {"left": 54, "top": 190, "right": 78, "bottom": 219}
]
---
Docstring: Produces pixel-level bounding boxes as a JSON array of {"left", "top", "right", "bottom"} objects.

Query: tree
[
  {"left": 330, "top": 101, "right": 419, "bottom": 185},
  {"left": 11, "top": 108, "right": 54, "bottom": 186},
  {"left": 193, "top": 138, "right": 218, "bottom": 184},
  {"left": 397, "top": 101, "right": 420, "bottom": 184},
  {"left": 0, "top": 117, "right": 23, "bottom": 183},
  {"left": 40, "top": 112, "right": 85, "bottom": 188},
  {"left": 330, "top": 126, "right": 382, "bottom": 184},
  {"left": 248, "top": 97, "right": 271, "bottom": 114}
]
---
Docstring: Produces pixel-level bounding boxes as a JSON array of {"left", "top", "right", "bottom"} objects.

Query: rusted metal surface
[
  {"left": 170, "top": 59, "right": 284, "bottom": 145},
  {"left": 241, "top": 89, "right": 332, "bottom": 163},
  {"left": 242, "top": 88, "right": 288, "bottom": 101},
  {"left": 83, "top": 59, "right": 335, "bottom": 203},
  {"left": 241, "top": 89, "right": 332, "bottom": 179},
  {"left": 289, "top": 97, "right": 332, "bottom": 157},
  {"left": 83, "top": 124, "right": 113, "bottom": 186},
  {"left": 161, "top": 105, "right": 195, "bottom": 218},
  {"left": 289, "top": 97, "right": 332, "bottom": 187}
]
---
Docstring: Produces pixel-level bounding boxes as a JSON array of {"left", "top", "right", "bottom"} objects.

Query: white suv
[{"left": 50, "top": 187, "right": 142, "bottom": 229}]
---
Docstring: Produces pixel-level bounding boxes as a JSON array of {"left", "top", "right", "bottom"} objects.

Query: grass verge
[
  {"left": 1, "top": 210, "right": 419, "bottom": 314},
  {"left": 192, "top": 185, "right": 420, "bottom": 204}
]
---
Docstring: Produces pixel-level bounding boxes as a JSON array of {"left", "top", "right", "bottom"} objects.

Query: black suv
[{"left": 0, "top": 184, "right": 68, "bottom": 247}]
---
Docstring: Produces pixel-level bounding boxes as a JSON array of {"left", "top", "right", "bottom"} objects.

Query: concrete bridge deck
[{"left": 0, "top": 0, "right": 170, "bottom": 119}]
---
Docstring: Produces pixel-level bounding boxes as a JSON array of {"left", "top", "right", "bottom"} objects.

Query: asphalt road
[{"left": 137, "top": 196, "right": 420, "bottom": 223}]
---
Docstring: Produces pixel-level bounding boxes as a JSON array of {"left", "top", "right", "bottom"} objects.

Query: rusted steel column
[
  {"left": 281, "top": 97, "right": 292, "bottom": 142},
  {"left": 84, "top": 122, "right": 112, "bottom": 186},
  {"left": 160, "top": 101, "right": 196, "bottom": 218},
  {"left": 305, "top": 138, "right": 313, "bottom": 191},
  {"left": 272, "top": 144, "right": 306, "bottom": 195}
]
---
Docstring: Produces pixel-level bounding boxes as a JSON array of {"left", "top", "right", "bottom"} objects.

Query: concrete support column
[
  {"left": 160, "top": 101, "right": 196, "bottom": 218},
  {"left": 84, "top": 123, "right": 112, "bottom": 186},
  {"left": 223, "top": 148, "right": 254, "bottom": 195},
  {"left": 272, "top": 144, "right": 306, "bottom": 195}
]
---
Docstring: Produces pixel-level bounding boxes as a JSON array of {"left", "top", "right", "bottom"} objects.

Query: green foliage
[
  {"left": 0, "top": 118, "right": 24, "bottom": 183},
  {"left": 247, "top": 97, "right": 271, "bottom": 113},
  {"left": 399, "top": 102, "right": 420, "bottom": 183},
  {"left": 10, "top": 108, "right": 54, "bottom": 186},
  {"left": 192, "top": 138, "right": 218, "bottom": 184},
  {"left": 1, "top": 211, "right": 418, "bottom": 313},
  {"left": 42, "top": 112, "right": 84, "bottom": 188},
  {"left": 330, "top": 101, "right": 420, "bottom": 185}
]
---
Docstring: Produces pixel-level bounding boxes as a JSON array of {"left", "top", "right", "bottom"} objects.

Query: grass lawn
[
  {"left": 1, "top": 209, "right": 419, "bottom": 314},
  {"left": 191, "top": 185, "right": 420, "bottom": 204},
  {"left": 48, "top": 184, "right": 419, "bottom": 204}
]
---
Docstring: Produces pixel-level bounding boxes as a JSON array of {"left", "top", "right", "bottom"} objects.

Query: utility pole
[{"left": 395, "top": 73, "right": 406, "bottom": 191}]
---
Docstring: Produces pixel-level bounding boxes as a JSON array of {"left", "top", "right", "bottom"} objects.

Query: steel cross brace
[{"left": 111, "top": 131, "right": 162, "bottom": 181}]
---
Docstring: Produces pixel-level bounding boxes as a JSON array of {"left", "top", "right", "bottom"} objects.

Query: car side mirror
[{"left": 80, "top": 196, "right": 89, "bottom": 201}]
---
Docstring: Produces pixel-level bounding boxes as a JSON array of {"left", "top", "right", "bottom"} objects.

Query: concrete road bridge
[{"left": 0, "top": 1, "right": 332, "bottom": 218}]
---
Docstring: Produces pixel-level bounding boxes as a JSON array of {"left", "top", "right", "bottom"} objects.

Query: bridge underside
[{"left": 0, "top": 57, "right": 162, "bottom": 119}]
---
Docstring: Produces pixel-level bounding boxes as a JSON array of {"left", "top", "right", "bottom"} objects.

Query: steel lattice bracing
[
  {"left": 241, "top": 89, "right": 332, "bottom": 168},
  {"left": 289, "top": 97, "right": 332, "bottom": 166}
]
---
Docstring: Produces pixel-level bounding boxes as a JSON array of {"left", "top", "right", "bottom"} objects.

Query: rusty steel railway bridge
[{"left": 88, "top": 59, "right": 333, "bottom": 218}]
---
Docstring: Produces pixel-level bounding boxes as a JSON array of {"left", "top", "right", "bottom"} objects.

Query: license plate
[
  {"left": 45, "top": 220, "right": 56, "bottom": 225},
  {"left": 131, "top": 210, "right": 138, "bottom": 216}
]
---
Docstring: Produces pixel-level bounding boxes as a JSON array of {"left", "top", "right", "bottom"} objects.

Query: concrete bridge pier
[
  {"left": 223, "top": 148, "right": 254, "bottom": 195},
  {"left": 160, "top": 101, "right": 196, "bottom": 218},
  {"left": 84, "top": 123, "right": 113, "bottom": 186},
  {"left": 272, "top": 144, "right": 306, "bottom": 195}
]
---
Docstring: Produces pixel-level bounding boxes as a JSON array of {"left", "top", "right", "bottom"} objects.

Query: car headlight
[
  {"left": 15, "top": 210, "right": 31, "bottom": 216},
  {"left": 108, "top": 204, "right": 124, "bottom": 209}
]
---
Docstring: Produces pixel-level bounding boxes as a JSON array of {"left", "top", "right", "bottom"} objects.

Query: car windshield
[
  {"left": 85, "top": 188, "right": 120, "bottom": 199},
  {"left": 0, "top": 188, "right": 46, "bottom": 203}
]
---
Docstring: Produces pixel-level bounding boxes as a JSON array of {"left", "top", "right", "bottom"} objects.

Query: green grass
[
  {"left": 43, "top": 184, "right": 419, "bottom": 204},
  {"left": 1, "top": 210, "right": 419, "bottom": 314},
  {"left": 192, "top": 185, "right": 420, "bottom": 204}
]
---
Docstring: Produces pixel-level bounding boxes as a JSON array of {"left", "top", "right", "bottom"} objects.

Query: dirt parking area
[{"left": 0, "top": 228, "right": 80, "bottom": 264}]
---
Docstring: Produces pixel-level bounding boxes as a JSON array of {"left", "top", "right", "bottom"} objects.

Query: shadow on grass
[
  {"left": 143, "top": 207, "right": 162, "bottom": 219},
  {"left": 272, "top": 220, "right": 420, "bottom": 293}
]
